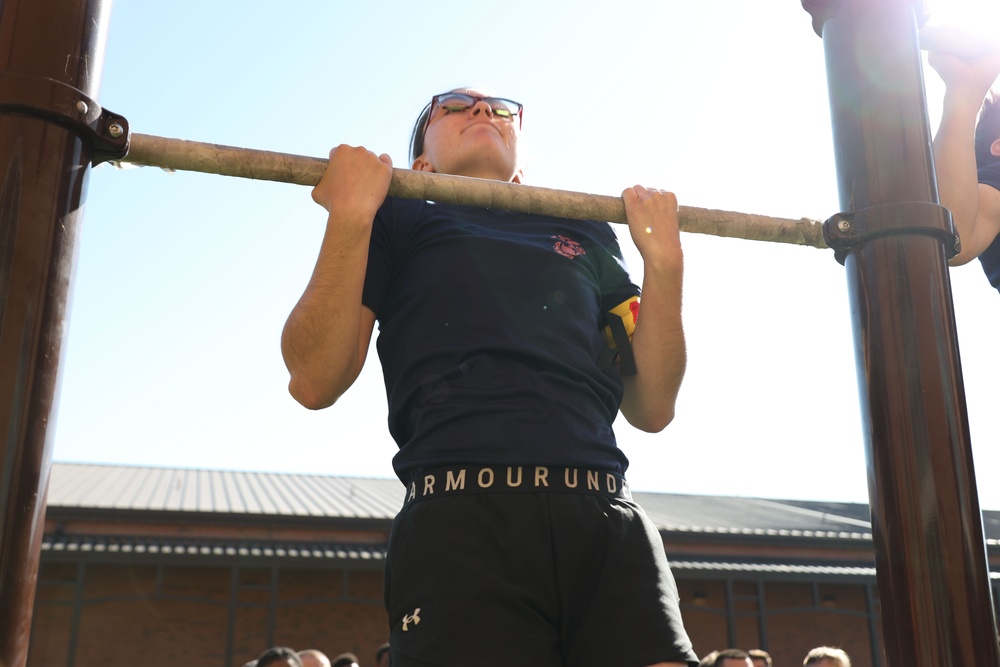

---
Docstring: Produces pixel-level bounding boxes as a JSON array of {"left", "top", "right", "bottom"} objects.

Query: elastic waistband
[{"left": 402, "top": 465, "right": 631, "bottom": 506}]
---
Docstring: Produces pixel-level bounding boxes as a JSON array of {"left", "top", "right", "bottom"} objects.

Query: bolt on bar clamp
[
  {"left": 0, "top": 70, "right": 129, "bottom": 165},
  {"left": 822, "top": 201, "right": 960, "bottom": 265}
]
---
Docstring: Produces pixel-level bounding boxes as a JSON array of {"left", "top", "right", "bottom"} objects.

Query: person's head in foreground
[
  {"left": 803, "top": 646, "right": 851, "bottom": 667},
  {"left": 254, "top": 646, "right": 303, "bottom": 667},
  {"left": 409, "top": 88, "right": 524, "bottom": 183}
]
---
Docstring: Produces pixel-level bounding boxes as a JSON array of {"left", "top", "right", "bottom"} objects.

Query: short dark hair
[
  {"left": 254, "top": 646, "right": 302, "bottom": 667},
  {"left": 331, "top": 652, "right": 359, "bottom": 667},
  {"left": 698, "top": 651, "right": 720, "bottom": 667},
  {"left": 375, "top": 642, "right": 390, "bottom": 662},
  {"left": 714, "top": 648, "right": 751, "bottom": 665},
  {"left": 409, "top": 97, "right": 437, "bottom": 165},
  {"left": 803, "top": 646, "right": 851, "bottom": 667},
  {"left": 976, "top": 90, "right": 1000, "bottom": 168}
]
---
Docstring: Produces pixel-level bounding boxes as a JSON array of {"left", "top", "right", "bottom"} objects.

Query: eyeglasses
[
  {"left": 429, "top": 92, "right": 524, "bottom": 128},
  {"left": 411, "top": 92, "right": 524, "bottom": 162}
]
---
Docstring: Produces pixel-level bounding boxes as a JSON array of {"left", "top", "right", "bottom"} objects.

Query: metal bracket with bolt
[
  {"left": 822, "top": 201, "right": 959, "bottom": 265},
  {"left": 0, "top": 71, "right": 129, "bottom": 164}
]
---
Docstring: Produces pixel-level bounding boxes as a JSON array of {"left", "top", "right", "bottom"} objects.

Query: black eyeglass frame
[
  {"left": 410, "top": 91, "right": 524, "bottom": 162},
  {"left": 429, "top": 92, "right": 523, "bottom": 126}
]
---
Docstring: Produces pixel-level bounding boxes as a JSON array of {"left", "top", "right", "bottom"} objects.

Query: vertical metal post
[
  {"left": 724, "top": 579, "right": 737, "bottom": 648},
  {"left": 802, "top": 1, "right": 1000, "bottom": 665},
  {"left": 754, "top": 581, "right": 768, "bottom": 652},
  {"left": 864, "top": 583, "right": 883, "bottom": 667},
  {"left": 226, "top": 566, "right": 240, "bottom": 667},
  {"left": 0, "top": 1, "right": 113, "bottom": 665}
]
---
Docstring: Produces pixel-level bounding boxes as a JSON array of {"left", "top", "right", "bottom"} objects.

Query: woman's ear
[{"left": 412, "top": 157, "right": 435, "bottom": 172}]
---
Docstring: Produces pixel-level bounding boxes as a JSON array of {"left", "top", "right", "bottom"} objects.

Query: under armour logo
[{"left": 402, "top": 608, "right": 421, "bottom": 631}]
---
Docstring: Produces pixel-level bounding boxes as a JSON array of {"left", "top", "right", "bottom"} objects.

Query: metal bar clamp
[
  {"left": 0, "top": 70, "right": 129, "bottom": 164},
  {"left": 822, "top": 201, "right": 959, "bottom": 265}
]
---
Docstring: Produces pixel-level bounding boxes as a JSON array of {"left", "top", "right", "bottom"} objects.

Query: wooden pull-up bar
[{"left": 120, "top": 133, "right": 828, "bottom": 250}]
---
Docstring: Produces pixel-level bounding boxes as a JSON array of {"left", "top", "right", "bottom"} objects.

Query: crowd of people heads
[
  {"left": 238, "top": 640, "right": 852, "bottom": 667},
  {"left": 240, "top": 640, "right": 851, "bottom": 667},
  {"left": 242, "top": 643, "right": 390, "bottom": 667},
  {"left": 698, "top": 646, "right": 851, "bottom": 667}
]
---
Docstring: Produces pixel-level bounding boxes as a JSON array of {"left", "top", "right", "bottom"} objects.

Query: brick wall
[
  {"left": 29, "top": 562, "right": 389, "bottom": 667},
  {"left": 29, "top": 560, "right": 886, "bottom": 667},
  {"left": 676, "top": 578, "right": 881, "bottom": 667}
]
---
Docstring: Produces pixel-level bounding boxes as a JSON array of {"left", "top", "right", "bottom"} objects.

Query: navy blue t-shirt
[
  {"left": 361, "top": 196, "right": 641, "bottom": 480},
  {"left": 977, "top": 162, "right": 1000, "bottom": 293}
]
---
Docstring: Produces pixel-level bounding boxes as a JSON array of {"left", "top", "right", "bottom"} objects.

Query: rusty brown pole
[
  {"left": 802, "top": 0, "right": 1000, "bottom": 665},
  {"left": 0, "top": 1, "right": 122, "bottom": 665}
]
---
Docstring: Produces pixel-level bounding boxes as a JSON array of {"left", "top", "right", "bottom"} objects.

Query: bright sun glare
[{"left": 924, "top": 0, "right": 1000, "bottom": 34}]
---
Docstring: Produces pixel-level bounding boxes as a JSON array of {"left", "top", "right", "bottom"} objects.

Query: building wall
[
  {"left": 29, "top": 557, "right": 896, "bottom": 667},
  {"left": 29, "top": 561, "right": 388, "bottom": 667},
  {"left": 676, "top": 578, "right": 882, "bottom": 667}
]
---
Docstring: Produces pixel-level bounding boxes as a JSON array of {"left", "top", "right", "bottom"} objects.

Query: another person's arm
[
  {"left": 925, "top": 25, "right": 1000, "bottom": 264},
  {"left": 281, "top": 145, "right": 392, "bottom": 409},
  {"left": 617, "top": 187, "right": 686, "bottom": 433}
]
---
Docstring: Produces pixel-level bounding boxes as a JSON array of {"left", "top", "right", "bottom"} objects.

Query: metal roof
[
  {"left": 48, "top": 462, "right": 404, "bottom": 519},
  {"left": 668, "top": 560, "right": 877, "bottom": 578},
  {"left": 36, "top": 533, "right": 876, "bottom": 576},
  {"left": 36, "top": 532, "right": 885, "bottom": 578},
  {"left": 632, "top": 493, "right": 873, "bottom": 539},
  {"left": 46, "top": 462, "right": 1000, "bottom": 543},
  {"left": 41, "top": 533, "right": 385, "bottom": 562}
]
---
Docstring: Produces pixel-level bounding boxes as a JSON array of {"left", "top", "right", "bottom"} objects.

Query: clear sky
[{"left": 51, "top": 0, "right": 1000, "bottom": 509}]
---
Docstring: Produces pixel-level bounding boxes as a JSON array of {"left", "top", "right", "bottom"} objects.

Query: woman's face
[{"left": 412, "top": 88, "right": 522, "bottom": 183}]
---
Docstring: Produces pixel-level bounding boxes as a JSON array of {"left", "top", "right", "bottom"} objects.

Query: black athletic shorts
[{"left": 383, "top": 472, "right": 698, "bottom": 667}]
